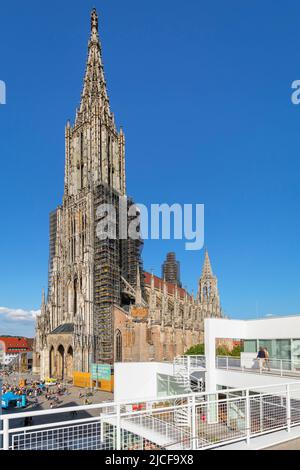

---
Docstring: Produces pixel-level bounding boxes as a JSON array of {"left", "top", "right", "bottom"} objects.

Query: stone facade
[
  {"left": 111, "top": 254, "right": 222, "bottom": 363},
  {"left": 33, "top": 9, "right": 222, "bottom": 379}
]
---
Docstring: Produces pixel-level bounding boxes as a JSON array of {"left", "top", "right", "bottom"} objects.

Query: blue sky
[{"left": 1, "top": 0, "right": 300, "bottom": 336}]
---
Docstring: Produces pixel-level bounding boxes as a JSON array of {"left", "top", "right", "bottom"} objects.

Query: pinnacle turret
[
  {"left": 201, "top": 250, "right": 213, "bottom": 278},
  {"left": 197, "top": 250, "right": 222, "bottom": 317}
]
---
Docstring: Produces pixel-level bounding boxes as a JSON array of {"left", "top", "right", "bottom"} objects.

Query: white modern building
[
  {"left": 2, "top": 315, "right": 300, "bottom": 450},
  {"left": 205, "top": 316, "right": 300, "bottom": 393}
]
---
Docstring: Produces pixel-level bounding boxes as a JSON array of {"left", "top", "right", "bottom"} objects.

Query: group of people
[
  {"left": 2, "top": 376, "right": 96, "bottom": 413},
  {"left": 1, "top": 379, "right": 70, "bottom": 410},
  {"left": 78, "top": 390, "right": 93, "bottom": 405},
  {"left": 256, "top": 347, "right": 271, "bottom": 371},
  {"left": 1, "top": 381, "right": 44, "bottom": 398}
]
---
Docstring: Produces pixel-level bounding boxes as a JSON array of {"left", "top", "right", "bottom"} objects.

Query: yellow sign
[{"left": 131, "top": 307, "right": 149, "bottom": 319}]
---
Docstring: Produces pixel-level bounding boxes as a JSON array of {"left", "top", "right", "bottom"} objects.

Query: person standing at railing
[
  {"left": 256, "top": 347, "right": 266, "bottom": 371},
  {"left": 264, "top": 348, "right": 271, "bottom": 371}
]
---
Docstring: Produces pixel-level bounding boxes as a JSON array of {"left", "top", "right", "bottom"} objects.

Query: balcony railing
[
  {"left": 174, "top": 355, "right": 206, "bottom": 371},
  {"left": 2, "top": 381, "right": 300, "bottom": 450},
  {"left": 216, "top": 355, "right": 300, "bottom": 378}
]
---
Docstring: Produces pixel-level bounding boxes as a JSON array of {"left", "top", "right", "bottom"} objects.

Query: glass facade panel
[
  {"left": 258, "top": 340, "right": 276, "bottom": 358},
  {"left": 292, "top": 339, "right": 300, "bottom": 368},
  {"left": 276, "top": 340, "right": 290, "bottom": 359},
  {"left": 157, "top": 373, "right": 187, "bottom": 397},
  {"left": 243, "top": 339, "right": 292, "bottom": 361},
  {"left": 157, "top": 373, "right": 169, "bottom": 397},
  {"left": 258, "top": 339, "right": 291, "bottom": 359},
  {"left": 244, "top": 340, "right": 257, "bottom": 353}
]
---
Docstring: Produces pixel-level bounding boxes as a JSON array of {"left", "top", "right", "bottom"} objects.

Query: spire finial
[
  {"left": 90, "top": 8, "right": 99, "bottom": 44},
  {"left": 91, "top": 8, "right": 98, "bottom": 33}
]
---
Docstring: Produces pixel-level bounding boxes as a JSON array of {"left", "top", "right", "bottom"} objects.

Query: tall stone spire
[
  {"left": 65, "top": 8, "right": 126, "bottom": 196},
  {"left": 202, "top": 250, "right": 213, "bottom": 278},
  {"left": 198, "top": 250, "right": 222, "bottom": 317},
  {"left": 78, "top": 8, "right": 109, "bottom": 118}
]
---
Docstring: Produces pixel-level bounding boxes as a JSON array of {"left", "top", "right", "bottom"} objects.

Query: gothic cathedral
[{"left": 33, "top": 10, "right": 222, "bottom": 380}]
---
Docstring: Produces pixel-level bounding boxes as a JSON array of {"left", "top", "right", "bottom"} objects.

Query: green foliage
[
  {"left": 185, "top": 344, "right": 205, "bottom": 355},
  {"left": 216, "top": 345, "right": 230, "bottom": 356},
  {"left": 230, "top": 344, "right": 242, "bottom": 357},
  {"left": 185, "top": 342, "right": 243, "bottom": 357}
]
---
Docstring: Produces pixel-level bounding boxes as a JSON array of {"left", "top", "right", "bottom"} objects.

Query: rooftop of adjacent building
[
  {"left": 0, "top": 336, "right": 33, "bottom": 354},
  {"left": 210, "top": 314, "right": 300, "bottom": 322}
]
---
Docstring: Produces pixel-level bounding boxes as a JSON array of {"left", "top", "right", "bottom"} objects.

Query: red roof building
[{"left": 0, "top": 337, "right": 32, "bottom": 354}]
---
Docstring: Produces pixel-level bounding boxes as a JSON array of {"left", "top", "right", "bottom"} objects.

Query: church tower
[
  {"left": 34, "top": 9, "right": 143, "bottom": 379},
  {"left": 198, "top": 250, "right": 222, "bottom": 318}
]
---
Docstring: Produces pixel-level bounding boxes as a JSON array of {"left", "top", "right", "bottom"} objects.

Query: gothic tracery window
[
  {"left": 74, "top": 278, "right": 78, "bottom": 316},
  {"left": 115, "top": 330, "right": 122, "bottom": 362},
  {"left": 203, "top": 281, "right": 211, "bottom": 300}
]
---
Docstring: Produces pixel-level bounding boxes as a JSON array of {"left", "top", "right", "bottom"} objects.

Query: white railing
[
  {"left": 216, "top": 355, "right": 300, "bottom": 378},
  {"left": 175, "top": 354, "right": 300, "bottom": 379},
  {"left": 174, "top": 355, "right": 206, "bottom": 371},
  {"left": 2, "top": 381, "right": 300, "bottom": 450}
]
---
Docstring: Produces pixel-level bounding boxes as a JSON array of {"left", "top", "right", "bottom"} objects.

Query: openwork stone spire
[
  {"left": 198, "top": 250, "right": 222, "bottom": 317},
  {"left": 78, "top": 8, "right": 109, "bottom": 118},
  {"left": 202, "top": 250, "right": 213, "bottom": 278},
  {"left": 64, "top": 8, "right": 126, "bottom": 196}
]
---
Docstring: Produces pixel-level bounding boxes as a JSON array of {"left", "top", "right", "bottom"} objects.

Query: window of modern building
[{"left": 243, "top": 340, "right": 257, "bottom": 353}]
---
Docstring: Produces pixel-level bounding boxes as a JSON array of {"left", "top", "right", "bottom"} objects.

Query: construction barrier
[
  {"left": 73, "top": 371, "right": 114, "bottom": 392},
  {"left": 92, "top": 376, "right": 114, "bottom": 393},
  {"left": 73, "top": 372, "right": 91, "bottom": 388}
]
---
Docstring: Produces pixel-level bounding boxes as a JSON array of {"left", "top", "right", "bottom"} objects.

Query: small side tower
[{"left": 198, "top": 250, "right": 222, "bottom": 317}]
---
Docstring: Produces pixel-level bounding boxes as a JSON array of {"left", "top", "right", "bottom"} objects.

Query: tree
[
  {"left": 184, "top": 342, "right": 243, "bottom": 357},
  {"left": 185, "top": 344, "right": 205, "bottom": 355},
  {"left": 216, "top": 345, "right": 230, "bottom": 356},
  {"left": 230, "top": 344, "right": 242, "bottom": 357}
]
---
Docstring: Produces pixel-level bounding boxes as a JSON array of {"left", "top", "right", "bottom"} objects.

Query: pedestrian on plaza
[
  {"left": 264, "top": 347, "right": 271, "bottom": 371},
  {"left": 257, "top": 347, "right": 266, "bottom": 371},
  {"left": 24, "top": 417, "right": 30, "bottom": 426}
]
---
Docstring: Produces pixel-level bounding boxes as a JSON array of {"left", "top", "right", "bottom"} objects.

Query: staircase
[
  {"left": 173, "top": 355, "right": 205, "bottom": 394},
  {"left": 174, "top": 397, "right": 191, "bottom": 428},
  {"left": 173, "top": 368, "right": 191, "bottom": 392},
  {"left": 171, "top": 356, "right": 205, "bottom": 433}
]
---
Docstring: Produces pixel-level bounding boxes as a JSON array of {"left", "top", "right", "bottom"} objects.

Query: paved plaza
[
  {"left": 267, "top": 438, "right": 300, "bottom": 450},
  {"left": 1, "top": 371, "right": 114, "bottom": 429}
]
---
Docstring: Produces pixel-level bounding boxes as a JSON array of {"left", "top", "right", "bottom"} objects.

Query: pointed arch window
[
  {"left": 115, "top": 330, "right": 122, "bottom": 362},
  {"left": 74, "top": 278, "right": 78, "bottom": 316},
  {"left": 80, "top": 132, "right": 84, "bottom": 189}
]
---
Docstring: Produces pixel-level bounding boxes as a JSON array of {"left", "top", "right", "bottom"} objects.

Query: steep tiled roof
[
  {"left": 51, "top": 323, "right": 74, "bottom": 335},
  {"left": 0, "top": 337, "right": 32, "bottom": 354},
  {"left": 144, "top": 272, "right": 191, "bottom": 300}
]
